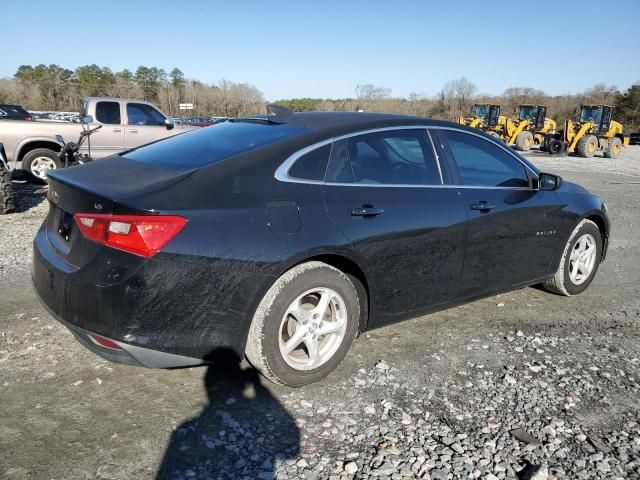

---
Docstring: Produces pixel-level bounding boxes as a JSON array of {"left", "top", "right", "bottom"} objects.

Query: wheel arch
[
  {"left": 583, "top": 211, "right": 609, "bottom": 261},
  {"left": 16, "top": 139, "right": 62, "bottom": 168},
  {"left": 302, "top": 253, "right": 371, "bottom": 333},
  {"left": 263, "top": 250, "right": 373, "bottom": 334}
]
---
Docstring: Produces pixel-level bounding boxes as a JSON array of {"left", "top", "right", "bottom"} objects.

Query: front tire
[
  {"left": 604, "top": 137, "right": 622, "bottom": 158},
  {"left": 515, "top": 131, "right": 534, "bottom": 151},
  {"left": 22, "top": 148, "right": 62, "bottom": 183},
  {"left": 543, "top": 219, "right": 602, "bottom": 296},
  {"left": 245, "top": 261, "right": 360, "bottom": 387},
  {"left": 575, "top": 135, "right": 598, "bottom": 158}
]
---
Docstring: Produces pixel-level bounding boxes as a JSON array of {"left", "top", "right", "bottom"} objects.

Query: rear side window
[
  {"left": 443, "top": 130, "right": 529, "bottom": 187},
  {"left": 127, "top": 103, "right": 166, "bottom": 126},
  {"left": 95, "top": 101, "right": 121, "bottom": 125},
  {"left": 122, "top": 120, "right": 308, "bottom": 168},
  {"left": 345, "top": 129, "right": 440, "bottom": 185},
  {"left": 288, "top": 144, "right": 331, "bottom": 181}
]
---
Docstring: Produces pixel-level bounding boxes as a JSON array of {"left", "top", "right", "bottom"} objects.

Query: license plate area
[
  {"left": 46, "top": 204, "right": 73, "bottom": 256},
  {"left": 57, "top": 210, "right": 74, "bottom": 242}
]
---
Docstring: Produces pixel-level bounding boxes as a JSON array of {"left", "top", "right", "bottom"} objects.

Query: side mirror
[
  {"left": 164, "top": 118, "right": 175, "bottom": 130},
  {"left": 55, "top": 134, "right": 65, "bottom": 144},
  {"left": 82, "top": 115, "right": 93, "bottom": 124},
  {"left": 537, "top": 172, "right": 562, "bottom": 191}
]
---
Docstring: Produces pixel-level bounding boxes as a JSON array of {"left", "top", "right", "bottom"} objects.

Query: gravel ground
[
  {"left": 1, "top": 147, "right": 640, "bottom": 480},
  {"left": 0, "top": 178, "right": 47, "bottom": 278}
]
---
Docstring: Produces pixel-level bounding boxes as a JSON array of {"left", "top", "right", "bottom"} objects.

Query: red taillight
[
  {"left": 24, "top": 114, "right": 33, "bottom": 121},
  {"left": 74, "top": 213, "right": 187, "bottom": 258},
  {"left": 87, "top": 334, "right": 123, "bottom": 351}
]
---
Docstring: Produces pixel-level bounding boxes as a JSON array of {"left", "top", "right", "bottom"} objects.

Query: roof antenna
[{"left": 266, "top": 104, "right": 293, "bottom": 116}]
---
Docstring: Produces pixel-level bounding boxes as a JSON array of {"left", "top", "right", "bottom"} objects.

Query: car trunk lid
[{"left": 44, "top": 156, "right": 194, "bottom": 268}]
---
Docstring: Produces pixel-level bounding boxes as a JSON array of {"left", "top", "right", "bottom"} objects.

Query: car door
[
  {"left": 432, "top": 128, "right": 567, "bottom": 296},
  {"left": 86, "top": 100, "right": 125, "bottom": 159},
  {"left": 323, "top": 128, "right": 468, "bottom": 325},
  {"left": 124, "top": 102, "right": 171, "bottom": 149}
]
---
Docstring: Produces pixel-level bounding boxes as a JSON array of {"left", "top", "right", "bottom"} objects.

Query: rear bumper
[
  {"left": 32, "top": 224, "right": 275, "bottom": 367},
  {"left": 36, "top": 294, "right": 203, "bottom": 367}
]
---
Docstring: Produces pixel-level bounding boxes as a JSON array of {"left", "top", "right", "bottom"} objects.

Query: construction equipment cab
[
  {"left": 545, "top": 105, "right": 629, "bottom": 158},
  {"left": 458, "top": 104, "right": 501, "bottom": 130},
  {"left": 500, "top": 105, "right": 556, "bottom": 151}
]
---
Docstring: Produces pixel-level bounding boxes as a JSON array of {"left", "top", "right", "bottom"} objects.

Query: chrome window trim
[
  {"left": 274, "top": 138, "right": 333, "bottom": 185},
  {"left": 275, "top": 125, "right": 445, "bottom": 186},
  {"left": 274, "top": 124, "right": 539, "bottom": 189}
]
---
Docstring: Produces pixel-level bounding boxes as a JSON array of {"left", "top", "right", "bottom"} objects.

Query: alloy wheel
[
  {"left": 30, "top": 156, "right": 56, "bottom": 179},
  {"left": 569, "top": 233, "right": 597, "bottom": 285},
  {"left": 278, "top": 287, "right": 348, "bottom": 370}
]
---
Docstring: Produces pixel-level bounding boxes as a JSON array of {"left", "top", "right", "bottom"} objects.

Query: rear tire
[
  {"left": 547, "top": 139, "right": 567, "bottom": 155},
  {"left": 0, "top": 169, "right": 15, "bottom": 215},
  {"left": 515, "top": 131, "right": 534, "bottom": 151},
  {"left": 245, "top": 261, "right": 360, "bottom": 387},
  {"left": 542, "top": 219, "right": 602, "bottom": 296},
  {"left": 575, "top": 135, "right": 598, "bottom": 158},
  {"left": 22, "top": 148, "right": 62, "bottom": 183},
  {"left": 604, "top": 137, "right": 622, "bottom": 158}
]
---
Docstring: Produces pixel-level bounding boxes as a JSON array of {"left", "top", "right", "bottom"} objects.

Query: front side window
[
  {"left": 288, "top": 144, "right": 331, "bottom": 181},
  {"left": 344, "top": 129, "right": 440, "bottom": 185},
  {"left": 127, "top": 103, "right": 166, "bottom": 126},
  {"left": 443, "top": 130, "right": 529, "bottom": 188},
  {"left": 580, "top": 106, "right": 603, "bottom": 124},
  {"left": 518, "top": 106, "right": 536, "bottom": 122},
  {"left": 95, "top": 101, "right": 121, "bottom": 125}
]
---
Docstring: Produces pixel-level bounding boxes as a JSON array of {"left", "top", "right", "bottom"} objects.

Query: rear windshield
[{"left": 122, "top": 120, "right": 307, "bottom": 168}]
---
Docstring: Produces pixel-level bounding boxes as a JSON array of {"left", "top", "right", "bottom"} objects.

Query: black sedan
[
  {"left": 32, "top": 111, "right": 610, "bottom": 386},
  {"left": 0, "top": 104, "right": 33, "bottom": 121}
]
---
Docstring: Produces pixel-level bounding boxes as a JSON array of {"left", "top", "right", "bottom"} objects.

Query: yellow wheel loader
[
  {"left": 544, "top": 105, "right": 630, "bottom": 158},
  {"left": 458, "top": 104, "right": 501, "bottom": 131},
  {"left": 499, "top": 105, "right": 556, "bottom": 151}
]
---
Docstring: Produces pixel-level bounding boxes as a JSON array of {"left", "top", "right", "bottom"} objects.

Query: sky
[{"left": 2, "top": 0, "right": 639, "bottom": 101}]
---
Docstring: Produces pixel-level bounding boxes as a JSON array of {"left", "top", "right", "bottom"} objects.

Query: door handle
[
  {"left": 112, "top": 128, "right": 121, "bottom": 133},
  {"left": 351, "top": 206, "right": 384, "bottom": 217},
  {"left": 471, "top": 202, "right": 496, "bottom": 211},
  {"left": 129, "top": 129, "right": 138, "bottom": 133}
]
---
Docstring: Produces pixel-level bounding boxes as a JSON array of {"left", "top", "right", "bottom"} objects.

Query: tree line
[
  {"left": 0, "top": 64, "right": 265, "bottom": 118},
  {"left": 0, "top": 65, "right": 638, "bottom": 130},
  {"left": 276, "top": 79, "right": 640, "bottom": 131}
]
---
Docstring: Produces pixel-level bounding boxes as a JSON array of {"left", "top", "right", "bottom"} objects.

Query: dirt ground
[{"left": 1, "top": 147, "right": 639, "bottom": 479}]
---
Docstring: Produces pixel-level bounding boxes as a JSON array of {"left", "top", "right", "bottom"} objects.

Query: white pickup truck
[{"left": 0, "top": 97, "right": 197, "bottom": 180}]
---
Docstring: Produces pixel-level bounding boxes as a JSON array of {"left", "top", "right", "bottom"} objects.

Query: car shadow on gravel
[
  {"left": 11, "top": 176, "right": 47, "bottom": 213},
  {"left": 156, "top": 349, "right": 300, "bottom": 480}
]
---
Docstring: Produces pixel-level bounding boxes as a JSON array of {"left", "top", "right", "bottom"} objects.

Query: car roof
[
  {"left": 239, "top": 111, "right": 540, "bottom": 176},
  {"left": 241, "top": 111, "right": 459, "bottom": 137}
]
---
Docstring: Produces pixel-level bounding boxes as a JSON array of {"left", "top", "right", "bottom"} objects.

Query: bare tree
[
  {"left": 502, "top": 87, "right": 546, "bottom": 114},
  {"left": 437, "top": 77, "right": 477, "bottom": 119},
  {"left": 355, "top": 84, "right": 391, "bottom": 101},
  {"left": 582, "top": 83, "right": 619, "bottom": 104}
]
